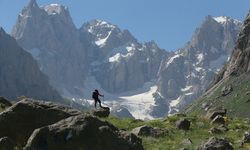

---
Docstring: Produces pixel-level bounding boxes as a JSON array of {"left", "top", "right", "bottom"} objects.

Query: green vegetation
[
  {"left": 186, "top": 72, "right": 250, "bottom": 118},
  {"left": 104, "top": 115, "right": 250, "bottom": 149}
]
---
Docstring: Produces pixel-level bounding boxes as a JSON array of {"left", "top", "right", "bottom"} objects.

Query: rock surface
[
  {"left": 176, "top": 119, "right": 191, "bottom": 130},
  {"left": 0, "top": 99, "right": 81, "bottom": 146},
  {"left": 202, "top": 137, "right": 233, "bottom": 150},
  {"left": 0, "top": 27, "right": 61, "bottom": 100},
  {"left": 92, "top": 107, "right": 110, "bottom": 118},
  {"left": 132, "top": 125, "right": 168, "bottom": 138},
  {"left": 25, "top": 115, "right": 144, "bottom": 150}
]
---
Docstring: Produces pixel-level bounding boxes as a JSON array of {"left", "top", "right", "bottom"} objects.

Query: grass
[{"left": 103, "top": 115, "right": 250, "bottom": 150}]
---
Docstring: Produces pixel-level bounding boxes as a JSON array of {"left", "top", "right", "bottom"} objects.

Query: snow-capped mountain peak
[
  {"left": 213, "top": 16, "right": 242, "bottom": 26},
  {"left": 43, "top": 4, "right": 68, "bottom": 15}
]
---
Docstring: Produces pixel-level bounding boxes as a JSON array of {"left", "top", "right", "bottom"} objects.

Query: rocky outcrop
[
  {"left": 176, "top": 119, "right": 191, "bottom": 130},
  {"left": 25, "top": 115, "right": 144, "bottom": 150},
  {"left": 92, "top": 107, "right": 110, "bottom": 118},
  {"left": 11, "top": 0, "right": 88, "bottom": 98},
  {"left": 0, "top": 99, "right": 81, "bottom": 146},
  {"left": 132, "top": 125, "right": 168, "bottom": 138},
  {"left": 221, "top": 13, "right": 250, "bottom": 78},
  {"left": 202, "top": 137, "right": 233, "bottom": 150},
  {"left": 0, "top": 27, "right": 61, "bottom": 100}
]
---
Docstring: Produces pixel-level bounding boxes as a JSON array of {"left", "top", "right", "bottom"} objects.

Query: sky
[{"left": 0, "top": 0, "right": 249, "bottom": 51}]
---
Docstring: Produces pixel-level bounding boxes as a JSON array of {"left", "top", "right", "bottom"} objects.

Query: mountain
[
  {"left": 150, "top": 16, "right": 242, "bottom": 117},
  {"left": 12, "top": 0, "right": 88, "bottom": 98},
  {"left": 186, "top": 12, "right": 250, "bottom": 118},
  {"left": 0, "top": 27, "right": 61, "bottom": 100}
]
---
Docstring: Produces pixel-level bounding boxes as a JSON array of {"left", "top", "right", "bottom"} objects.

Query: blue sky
[{"left": 0, "top": 0, "right": 249, "bottom": 51}]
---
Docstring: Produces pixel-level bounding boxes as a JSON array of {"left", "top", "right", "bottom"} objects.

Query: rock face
[
  {"left": 92, "top": 107, "right": 110, "bottom": 118},
  {"left": 132, "top": 125, "right": 167, "bottom": 138},
  {"left": 151, "top": 16, "right": 241, "bottom": 117},
  {"left": 215, "top": 13, "right": 250, "bottom": 81},
  {"left": 176, "top": 119, "right": 191, "bottom": 130},
  {"left": 25, "top": 115, "right": 144, "bottom": 150},
  {"left": 0, "top": 99, "right": 81, "bottom": 146},
  {"left": 12, "top": 0, "right": 88, "bottom": 98},
  {"left": 202, "top": 137, "right": 233, "bottom": 150},
  {"left": 0, "top": 27, "right": 61, "bottom": 100}
]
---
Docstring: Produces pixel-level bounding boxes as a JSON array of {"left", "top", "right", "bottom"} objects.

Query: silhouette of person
[{"left": 92, "top": 89, "right": 104, "bottom": 108}]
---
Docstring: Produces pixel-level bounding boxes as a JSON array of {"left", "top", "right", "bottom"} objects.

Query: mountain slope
[
  {"left": 12, "top": 0, "right": 88, "bottom": 98},
  {"left": 186, "top": 12, "right": 250, "bottom": 118},
  {"left": 0, "top": 27, "right": 61, "bottom": 100},
  {"left": 150, "top": 16, "right": 241, "bottom": 117}
]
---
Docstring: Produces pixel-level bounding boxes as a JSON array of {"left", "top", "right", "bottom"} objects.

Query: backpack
[{"left": 92, "top": 92, "right": 96, "bottom": 99}]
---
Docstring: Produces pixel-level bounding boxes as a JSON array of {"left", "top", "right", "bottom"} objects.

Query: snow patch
[
  {"left": 213, "top": 16, "right": 228, "bottom": 24},
  {"left": 95, "top": 31, "right": 112, "bottom": 47},
  {"left": 196, "top": 53, "right": 204, "bottom": 64},
  {"left": 44, "top": 4, "right": 66, "bottom": 15},
  {"left": 181, "top": 86, "right": 192, "bottom": 92},
  {"left": 167, "top": 54, "right": 182, "bottom": 66}
]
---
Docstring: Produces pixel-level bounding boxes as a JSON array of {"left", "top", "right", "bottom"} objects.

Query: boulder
[
  {"left": 0, "top": 137, "right": 15, "bottom": 150},
  {"left": 181, "top": 138, "right": 193, "bottom": 145},
  {"left": 132, "top": 125, "right": 168, "bottom": 138},
  {"left": 242, "top": 132, "right": 250, "bottom": 144},
  {"left": 0, "top": 99, "right": 81, "bottom": 146},
  {"left": 202, "top": 137, "right": 233, "bottom": 150},
  {"left": 209, "top": 127, "right": 223, "bottom": 134},
  {"left": 0, "top": 97, "right": 12, "bottom": 108},
  {"left": 176, "top": 119, "right": 191, "bottom": 130},
  {"left": 206, "top": 108, "right": 227, "bottom": 120},
  {"left": 24, "top": 115, "right": 144, "bottom": 150},
  {"left": 92, "top": 107, "right": 110, "bottom": 117},
  {"left": 211, "top": 115, "right": 225, "bottom": 124}
]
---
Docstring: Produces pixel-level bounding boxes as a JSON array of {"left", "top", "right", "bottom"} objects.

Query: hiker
[{"left": 92, "top": 89, "right": 104, "bottom": 108}]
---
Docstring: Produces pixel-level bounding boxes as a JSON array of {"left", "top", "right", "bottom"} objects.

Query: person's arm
[{"left": 98, "top": 92, "right": 104, "bottom": 97}]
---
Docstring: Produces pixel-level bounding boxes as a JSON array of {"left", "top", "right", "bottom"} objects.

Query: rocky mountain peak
[
  {"left": 43, "top": 3, "right": 69, "bottom": 16},
  {"left": 27, "top": 0, "right": 38, "bottom": 9}
]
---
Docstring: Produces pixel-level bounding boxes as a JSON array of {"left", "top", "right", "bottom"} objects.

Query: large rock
[
  {"left": 0, "top": 99, "right": 81, "bottom": 146},
  {"left": 0, "top": 137, "right": 15, "bottom": 150},
  {"left": 211, "top": 115, "right": 225, "bottom": 124},
  {"left": 132, "top": 125, "right": 168, "bottom": 138},
  {"left": 92, "top": 107, "right": 110, "bottom": 118},
  {"left": 242, "top": 132, "right": 250, "bottom": 144},
  {"left": 206, "top": 108, "right": 227, "bottom": 120},
  {"left": 202, "top": 137, "right": 233, "bottom": 150},
  {"left": 25, "top": 115, "right": 144, "bottom": 150},
  {"left": 176, "top": 119, "right": 191, "bottom": 130}
]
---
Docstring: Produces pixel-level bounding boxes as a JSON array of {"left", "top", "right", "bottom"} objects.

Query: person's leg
[
  {"left": 97, "top": 98, "right": 102, "bottom": 108},
  {"left": 94, "top": 99, "right": 97, "bottom": 108}
]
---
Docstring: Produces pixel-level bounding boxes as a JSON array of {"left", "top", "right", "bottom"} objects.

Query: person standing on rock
[{"left": 92, "top": 89, "right": 104, "bottom": 108}]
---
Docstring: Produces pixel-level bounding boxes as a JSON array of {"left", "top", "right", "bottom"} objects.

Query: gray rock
[
  {"left": 25, "top": 115, "right": 144, "bottom": 150},
  {"left": 182, "top": 138, "right": 193, "bottom": 145},
  {"left": 209, "top": 127, "right": 223, "bottom": 134},
  {"left": 211, "top": 115, "right": 225, "bottom": 124},
  {"left": 176, "top": 119, "right": 191, "bottom": 130},
  {"left": 0, "top": 137, "right": 15, "bottom": 150},
  {"left": 203, "top": 137, "right": 233, "bottom": 150},
  {"left": 206, "top": 108, "right": 227, "bottom": 120},
  {"left": 242, "top": 132, "right": 250, "bottom": 144},
  {"left": 92, "top": 107, "right": 110, "bottom": 118},
  {"left": 0, "top": 27, "right": 61, "bottom": 100},
  {"left": 0, "top": 99, "right": 81, "bottom": 146},
  {"left": 132, "top": 125, "right": 168, "bottom": 138}
]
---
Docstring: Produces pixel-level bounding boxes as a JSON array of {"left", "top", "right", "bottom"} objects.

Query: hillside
[
  {"left": 1, "top": 98, "right": 250, "bottom": 149},
  {"left": 186, "top": 12, "right": 250, "bottom": 118}
]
